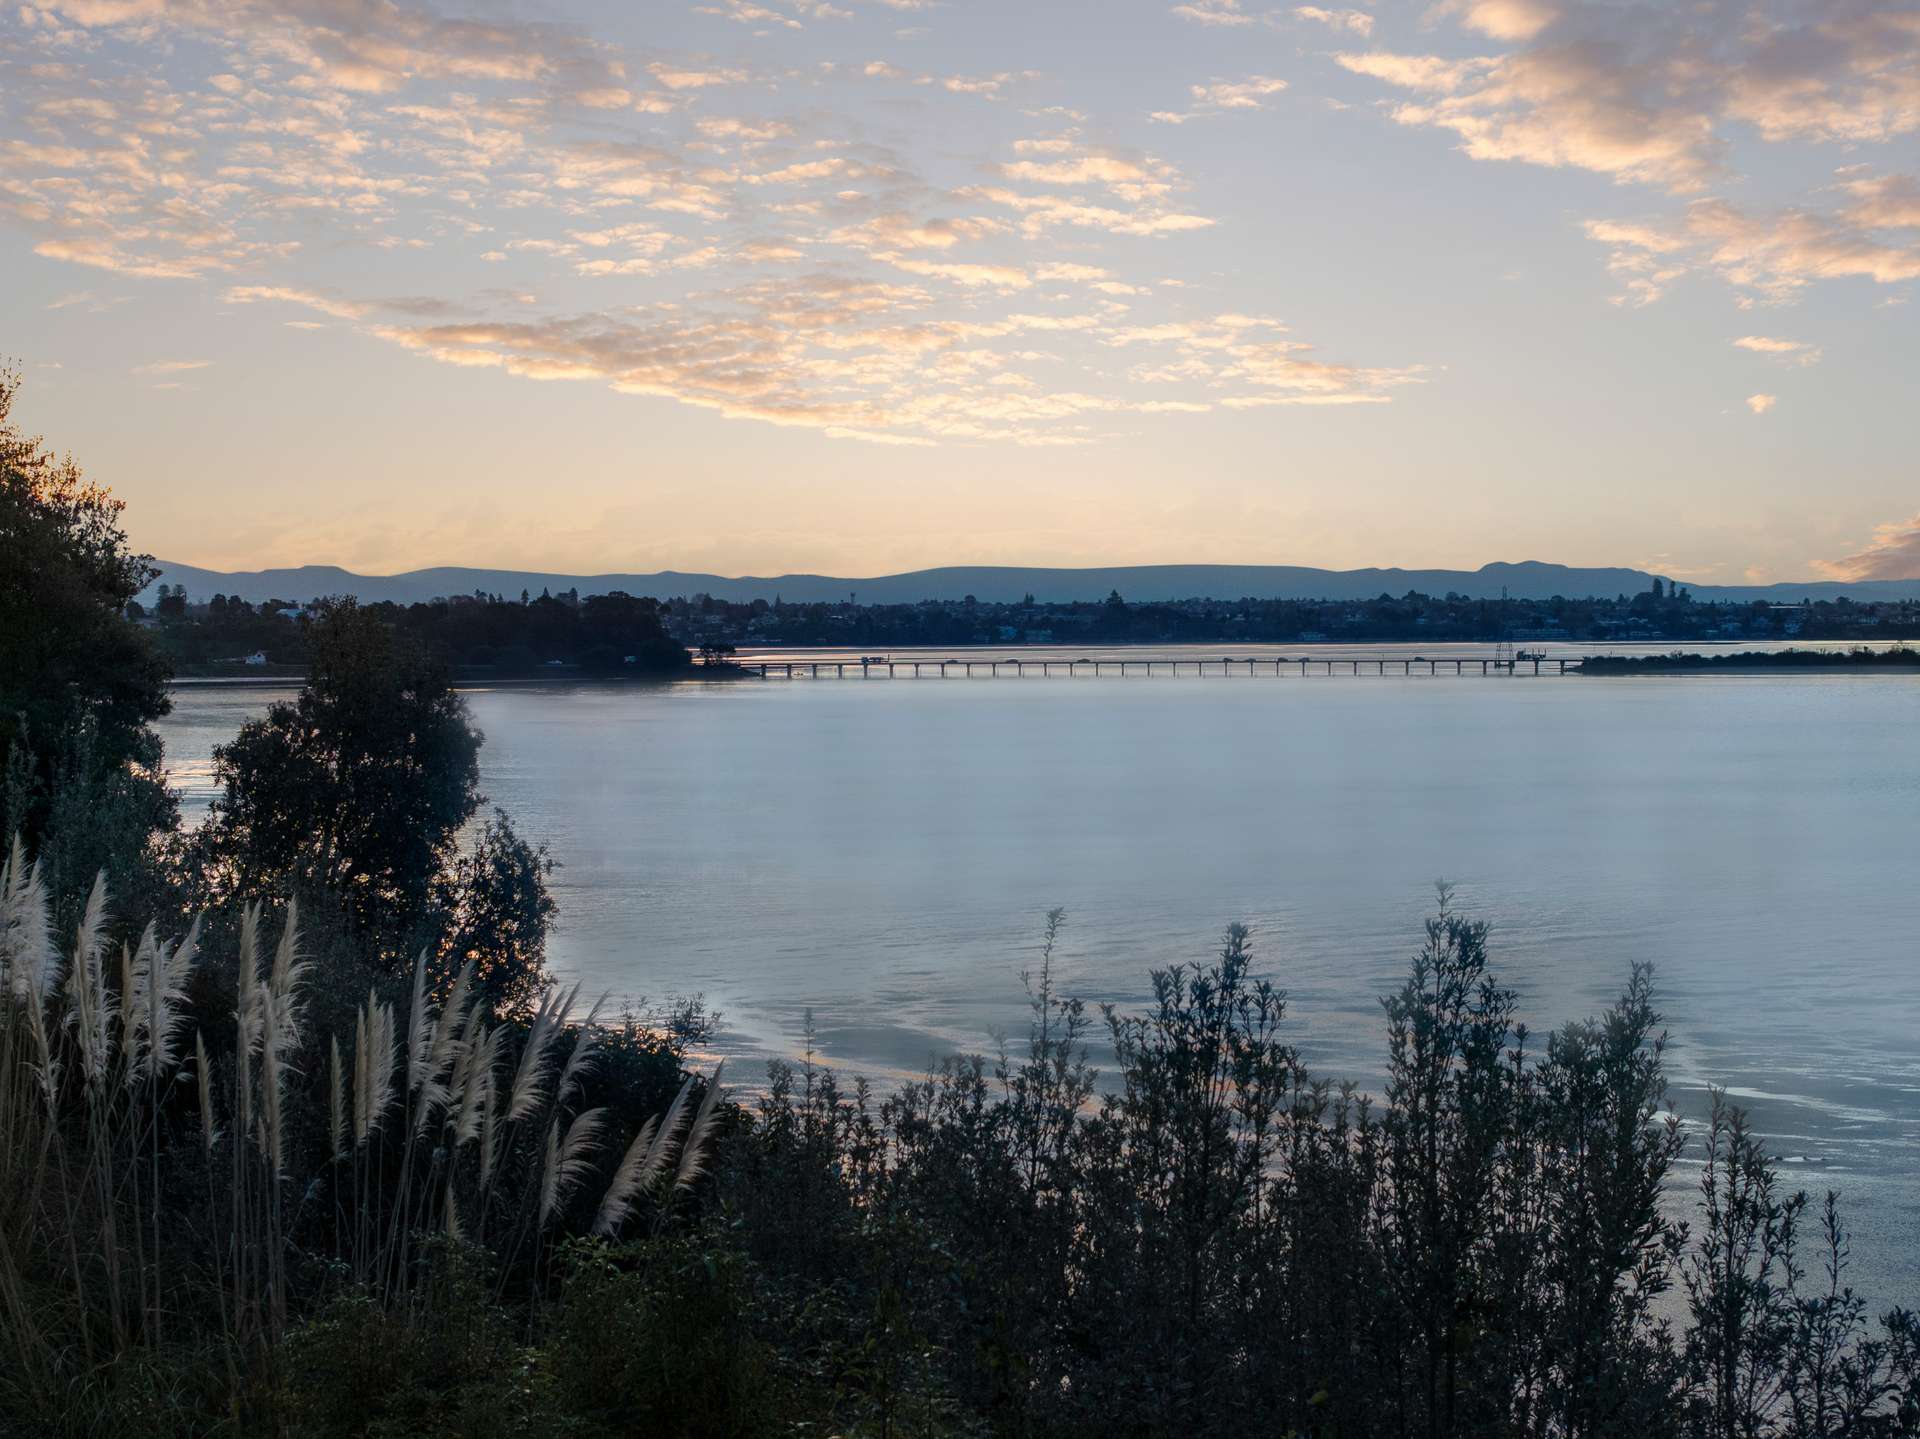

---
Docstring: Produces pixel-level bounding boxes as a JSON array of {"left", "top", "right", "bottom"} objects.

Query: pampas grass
[
  {"left": 673, "top": 1060, "right": 726, "bottom": 1193},
  {"left": 64, "top": 872, "right": 110, "bottom": 1089},
  {"left": 541, "top": 1108, "right": 607, "bottom": 1227},
  {"left": 583, "top": 1068, "right": 721, "bottom": 1237},
  {"left": 508, "top": 981, "right": 574, "bottom": 1122},
  {"left": 0, "top": 833, "right": 726, "bottom": 1421}
]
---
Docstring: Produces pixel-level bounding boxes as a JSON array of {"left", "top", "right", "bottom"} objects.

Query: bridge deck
[{"left": 724, "top": 656, "right": 1584, "bottom": 678}]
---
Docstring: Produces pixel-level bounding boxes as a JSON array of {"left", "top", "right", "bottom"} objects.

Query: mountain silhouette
[{"left": 141, "top": 559, "right": 1920, "bottom": 607}]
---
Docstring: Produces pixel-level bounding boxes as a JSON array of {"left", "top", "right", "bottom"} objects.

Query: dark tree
[
  {"left": 0, "top": 369, "right": 174, "bottom": 894},
  {"left": 196, "top": 598, "right": 482, "bottom": 948},
  {"left": 431, "top": 807, "right": 557, "bottom": 1017}
]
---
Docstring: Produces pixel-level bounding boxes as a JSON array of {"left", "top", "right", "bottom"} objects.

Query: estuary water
[{"left": 159, "top": 653, "right": 1920, "bottom": 1302}]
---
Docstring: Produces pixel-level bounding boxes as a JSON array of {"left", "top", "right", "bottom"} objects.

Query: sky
[{"left": 1, "top": 0, "right": 1916, "bottom": 583}]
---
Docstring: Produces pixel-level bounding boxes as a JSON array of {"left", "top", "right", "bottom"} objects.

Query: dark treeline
[
  {"left": 141, "top": 584, "right": 689, "bottom": 675},
  {"left": 1580, "top": 647, "right": 1920, "bottom": 674},
  {"left": 663, "top": 584, "right": 1918, "bottom": 650},
  {"left": 142, "top": 581, "right": 1920, "bottom": 672},
  {"left": 5, "top": 368, "right": 1919, "bottom": 1436}
]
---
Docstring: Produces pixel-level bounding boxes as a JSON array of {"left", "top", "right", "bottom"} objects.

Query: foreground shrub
[
  {"left": 717, "top": 903, "right": 1920, "bottom": 1439},
  {"left": 548, "top": 1233, "right": 777, "bottom": 1437},
  {"left": 282, "top": 1241, "right": 529, "bottom": 1439},
  {"left": 3, "top": 846, "right": 1916, "bottom": 1437}
]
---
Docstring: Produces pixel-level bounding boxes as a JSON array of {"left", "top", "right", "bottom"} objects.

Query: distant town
[
  {"left": 655, "top": 582, "right": 1919, "bottom": 650},
  {"left": 136, "top": 578, "right": 1920, "bottom": 673}
]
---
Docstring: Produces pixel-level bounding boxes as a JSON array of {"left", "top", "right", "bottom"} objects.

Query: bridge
[{"left": 724, "top": 655, "right": 1586, "bottom": 679}]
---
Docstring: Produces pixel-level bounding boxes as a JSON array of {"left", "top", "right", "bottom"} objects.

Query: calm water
[{"left": 159, "top": 657, "right": 1920, "bottom": 1302}]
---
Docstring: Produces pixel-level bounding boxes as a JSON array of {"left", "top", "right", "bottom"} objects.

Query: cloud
[
  {"left": 1332, "top": 1, "right": 1920, "bottom": 203},
  {"left": 997, "top": 155, "right": 1149, "bottom": 185},
  {"left": 2, "top": 0, "right": 1409, "bottom": 453},
  {"left": 1194, "top": 77, "right": 1290, "bottom": 109},
  {"left": 1449, "top": 0, "right": 1560, "bottom": 42},
  {"left": 880, "top": 255, "right": 1032, "bottom": 288},
  {"left": 1338, "top": 46, "right": 1721, "bottom": 191},
  {"left": 133, "top": 359, "right": 212, "bottom": 373},
  {"left": 1584, "top": 189, "right": 1920, "bottom": 305},
  {"left": 1745, "top": 392, "right": 1776, "bottom": 414},
  {"left": 574, "top": 88, "right": 633, "bottom": 110},
  {"left": 1171, "top": 0, "right": 1259, "bottom": 25},
  {"left": 1107, "top": 312, "right": 1424, "bottom": 403},
  {"left": 46, "top": 289, "right": 124, "bottom": 311},
  {"left": 1732, "top": 335, "right": 1821, "bottom": 365},
  {"left": 962, "top": 145, "right": 1216, "bottom": 237},
  {"left": 963, "top": 187, "right": 1218, "bottom": 237},
  {"left": 1838, "top": 172, "right": 1920, "bottom": 230},
  {"left": 648, "top": 64, "right": 750, "bottom": 91},
  {"left": 41, "top": 0, "right": 629, "bottom": 98},
  {"left": 942, "top": 72, "right": 1038, "bottom": 100},
  {"left": 1294, "top": 7, "right": 1373, "bottom": 37},
  {"left": 226, "top": 269, "right": 1415, "bottom": 445},
  {"left": 225, "top": 286, "right": 371, "bottom": 321},
  {"left": 1719, "top": 8, "right": 1920, "bottom": 145},
  {"left": 1817, "top": 513, "right": 1920, "bottom": 581},
  {"left": 696, "top": 117, "right": 795, "bottom": 143},
  {"left": 1335, "top": 52, "right": 1498, "bottom": 96},
  {"left": 1035, "top": 262, "right": 1111, "bottom": 281},
  {"left": 29, "top": 239, "right": 222, "bottom": 280}
]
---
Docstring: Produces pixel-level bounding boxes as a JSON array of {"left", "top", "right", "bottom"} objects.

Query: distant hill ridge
[{"left": 140, "top": 559, "right": 1920, "bottom": 607}]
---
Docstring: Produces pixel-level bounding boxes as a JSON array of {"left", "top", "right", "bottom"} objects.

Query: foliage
[
  {"left": 281, "top": 1242, "right": 533, "bottom": 1439},
  {"left": 547, "top": 1233, "right": 777, "bottom": 1436},
  {"left": 431, "top": 809, "right": 558, "bottom": 1017},
  {"left": 1580, "top": 647, "right": 1918, "bottom": 673},
  {"left": 149, "top": 587, "right": 691, "bottom": 675},
  {"left": 3, "top": 850, "right": 1916, "bottom": 1437},
  {"left": 718, "top": 905, "right": 1920, "bottom": 1439},
  {"left": 0, "top": 369, "right": 174, "bottom": 881},
  {"left": 0, "top": 847, "right": 725, "bottom": 1436},
  {"left": 649, "top": 584, "right": 1913, "bottom": 649},
  {"left": 192, "top": 599, "right": 483, "bottom": 949}
]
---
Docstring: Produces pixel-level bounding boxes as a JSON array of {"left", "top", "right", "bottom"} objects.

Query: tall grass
[{"left": 0, "top": 836, "right": 722, "bottom": 1423}]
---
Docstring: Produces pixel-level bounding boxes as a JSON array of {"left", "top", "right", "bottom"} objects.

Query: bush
[
  {"left": 549, "top": 1233, "right": 776, "bottom": 1437},
  {"left": 283, "top": 1242, "right": 530, "bottom": 1439},
  {"left": 4, "top": 859, "right": 1916, "bottom": 1438}
]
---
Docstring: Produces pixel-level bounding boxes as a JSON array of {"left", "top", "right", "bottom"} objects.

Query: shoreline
[{"left": 1579, "top": 664, "right": 1918, "bottom": 676}]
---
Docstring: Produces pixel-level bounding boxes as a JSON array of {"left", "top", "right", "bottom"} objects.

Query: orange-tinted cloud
[{"left": 1817, "top": 514, "right": 1920, "bottom": 581}]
